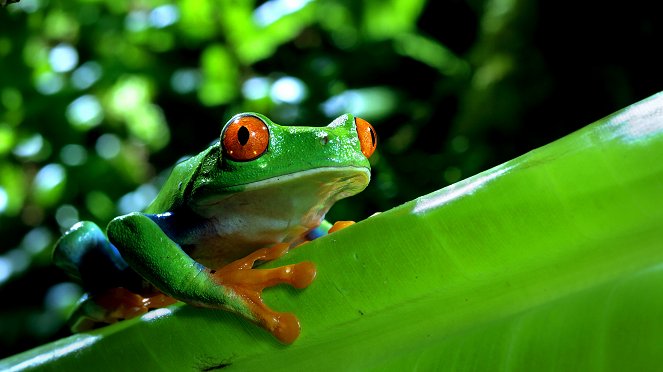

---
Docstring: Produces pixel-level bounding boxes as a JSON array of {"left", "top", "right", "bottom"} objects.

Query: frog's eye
[
  {"left": 355, "top": 117, "right": 377, "bottom": 158},
  {"left": 222, "top": 115, "right": 270, "bottom": 161}
]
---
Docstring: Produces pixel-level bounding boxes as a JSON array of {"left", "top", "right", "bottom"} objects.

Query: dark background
[{"left": 0, "top": 0, "right": 660, "bottom": 358}]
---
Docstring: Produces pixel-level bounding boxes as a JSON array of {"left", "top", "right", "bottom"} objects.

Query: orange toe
[
  {"left": 328, "top": 220, "right": 355, "bottom": 234},
  {"left": 212, "top": 243, "right": 317, "bottom": 343}
]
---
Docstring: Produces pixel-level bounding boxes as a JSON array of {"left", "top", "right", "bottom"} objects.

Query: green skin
[{"left": 54, "top": 112, "right": 371, "bottom": 337}]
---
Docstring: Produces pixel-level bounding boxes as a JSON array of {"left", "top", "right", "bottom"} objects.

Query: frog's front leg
[{"left": 106, "top": 213, "right": 316, "bottom": 343}]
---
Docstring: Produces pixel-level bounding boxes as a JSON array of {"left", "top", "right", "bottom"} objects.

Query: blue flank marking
[{"left": 306, "top": 225, "right": 327, "bottom": 240}]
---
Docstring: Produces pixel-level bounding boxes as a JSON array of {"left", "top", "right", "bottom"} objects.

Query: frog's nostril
[{"left": 319, "top": 134, "right": 329, "bottom": 146}]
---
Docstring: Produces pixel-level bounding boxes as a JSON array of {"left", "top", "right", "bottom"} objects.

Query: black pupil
[
  {"left": 238, "top": 126, "right": 250, "bottom": 145},
  {"left": 369, "top": 127, "right": 376, "bottom": 146}
]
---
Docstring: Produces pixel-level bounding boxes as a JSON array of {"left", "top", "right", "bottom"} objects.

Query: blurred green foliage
[{"left": 0, "top": 0, "right": 660, "bottom": 359}]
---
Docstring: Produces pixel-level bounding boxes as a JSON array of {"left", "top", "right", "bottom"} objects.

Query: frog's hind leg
[
  {"left": 54, "top": 221, "right": 172, "bottom": 331},
  {"left": 68, "top": 288, "right": 177, "bottom": 332},
  {"left": 53, "top": 221, "right": 138, "bottom": 291},
  {"left": 212, "top": 243, "right": 316, "bottom": 344}
]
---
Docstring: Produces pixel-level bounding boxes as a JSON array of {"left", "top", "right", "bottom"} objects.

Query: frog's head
[
  {"left": 191, "top": 113, "right": 376, "bottom": 223},
  {"left": 218, "top": 112, "right": 375, "bottom": 181}
]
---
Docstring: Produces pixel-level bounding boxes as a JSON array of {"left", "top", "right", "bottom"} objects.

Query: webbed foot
[
  {"left": 70, "top": 288, "right": 177, "bottom": 332},
  {"left": 212, "top": 243, "right": 316, "bottom": 344}
]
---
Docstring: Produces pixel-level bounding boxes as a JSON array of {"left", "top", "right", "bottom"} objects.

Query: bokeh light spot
[
  {"left": 66, "top": 95, "right": 104, "bottom": 130},
  {"left": 44, "top": 282, "right": 83, "bottom": 312},
  {"left": 0, "top": 187, "right": 8, "bottom": 214},
  {"left": 13, "top": 134, "right": 43, "bottom": 158},
  {"left": 109, "top": 77, "right": 149, "bottom": 112},
  {"left": 55, "top": 205, "right": 79, "bottom": 230},
  {"left": 2, "top": 88, "right": 23, "bottom": 110},
  {"left": 322, "top": 87, "right": 396, "bottom": 119},
  {"left": 86, "top": 191, "right": 115, "bottom": 221},
  {"left": 118, "top": 184, "right": 158, "bottom": 215},
  {"left": 21, "top": 227, "right": 53, "bottom": 255},
  {"left": 16, "top": 0, "right": 42, "bottom": 13},
  {"left": 0, "top": 256, "right": 10, "bottom": 283},
  {"left": 444, "top": 166, "right": 462, "bottom": 184},
  {"left": 34, "top": 164, "right": 66, "bottom": 194},
  {"left": 271, "top": 76, "right": 307, "bottom": 104},
  {"left": 49, "top": 43, "right": 79, "bottom": 73},
  {"left": 5, "top": 249, "right": 30, "bottom": 275},
  {"left": 35, "top": 72, "right": 64, "bottom": 95},
  {"left": 60, "top": 144, "right": 88, "bottom": 166},
  {"left": 242, "top": 77, "right": 270, "bottom": 100},
  {"left": 71, "top": 62, "right": 102, "bottom": 90},
  {"left": 0, "top": 123, "right": 13, "bottom": 155},
  {"left": 95, "top": 134, "right": 121, "bottom": 159},
  {"left": 451, "top": 136, "right": 469, "bottom": 153},
  {"left": 125, "top": 10, "right": 149, "bottom": 32},
  {"left": 171, "top": 69, "right": 200, "bottom": 94},
  {"left": 253, "top": 0, "right": 312, "bottom": 26},
  {"left": 150, "top": 5, "right": 180, "bottom": 28}
]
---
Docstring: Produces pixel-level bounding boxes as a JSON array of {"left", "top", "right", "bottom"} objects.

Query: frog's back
[{"left": 144, "top": 144, "right": 217, "bottom": 214}]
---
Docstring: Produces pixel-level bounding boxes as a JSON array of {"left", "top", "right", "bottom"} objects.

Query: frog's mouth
[
  {"left": 193, "top": 166, "right": 371, "bottom": 221},
  {"left": 240, "top": 166, "right": 369, "bottom": 193}
]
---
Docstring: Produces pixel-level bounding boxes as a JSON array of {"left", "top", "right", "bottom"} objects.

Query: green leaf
[{"left": 3, "top": 92, "right": 663, "bottom": 370}]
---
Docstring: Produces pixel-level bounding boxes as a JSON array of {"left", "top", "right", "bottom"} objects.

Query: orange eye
[
  {"left": 355, "top": 117, "right": 377, "bottom": 158},
  {"left": 222, "top": 115, "right": 270, "bottom": 161}
]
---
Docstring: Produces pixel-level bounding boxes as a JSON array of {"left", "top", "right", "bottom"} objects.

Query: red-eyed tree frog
[{"left": 53, "top": 113, "right": 377, "bottom": 344}]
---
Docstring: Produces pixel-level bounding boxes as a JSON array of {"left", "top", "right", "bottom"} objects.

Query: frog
[{"left": 53, "top": 112, "right": 377, "bottom": 344}]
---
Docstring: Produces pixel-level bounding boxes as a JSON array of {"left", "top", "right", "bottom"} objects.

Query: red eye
[
  {"left": 222, "top": 115, "right": 270, "bottom": 161},
  {"left": 355, "top": 117, "right": 377, "bottom": 158}
]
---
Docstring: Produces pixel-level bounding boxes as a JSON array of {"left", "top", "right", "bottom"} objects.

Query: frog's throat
[{"left": 185, "top": 166, "right": 369, "bottom": 266}]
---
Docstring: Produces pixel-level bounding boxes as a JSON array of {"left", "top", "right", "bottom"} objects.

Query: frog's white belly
[{"left": 185, "top": 167, "right": 369, "bottom": 268}]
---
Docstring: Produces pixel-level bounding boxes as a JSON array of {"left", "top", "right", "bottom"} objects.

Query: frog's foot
[
  {"left": 328, "top": 220, "right": 355, "bottom": 233},
  {"left": 98, "top": 287, "right": 178, "bottom": 319},
  {"left": 71, "top": 288, "right": 177, "bottom": 332},
  {"left": 212, "top": 243, "right": 316, "bottom": 344}
]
